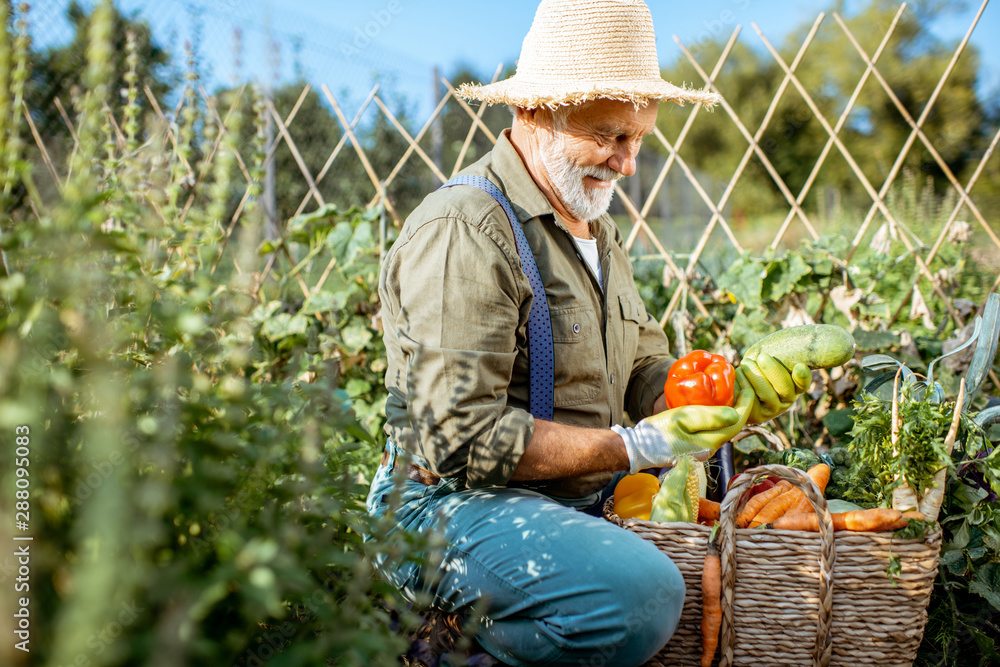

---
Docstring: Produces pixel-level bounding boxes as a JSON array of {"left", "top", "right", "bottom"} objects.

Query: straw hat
[{"left": 457, "top": 0, "right": 721, "bottom": 109}]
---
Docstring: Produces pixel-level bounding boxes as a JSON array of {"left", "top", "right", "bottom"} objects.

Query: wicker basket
[{"left": 604, "top": 464, "right": 942, "bottom": 667}]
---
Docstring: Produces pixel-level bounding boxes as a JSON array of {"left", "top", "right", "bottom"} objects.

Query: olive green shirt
[{"left": 379, "top": 130, "right": 676, "bottom": 498}]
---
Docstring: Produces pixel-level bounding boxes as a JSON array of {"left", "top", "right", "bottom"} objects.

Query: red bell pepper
[{"left": 663, "top": 350, "right": 736, "bottom": 409}]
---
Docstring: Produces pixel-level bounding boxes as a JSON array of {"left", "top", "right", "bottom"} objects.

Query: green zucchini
[{"left": 743, "top": 324, "right": 856, "bottom": 371}]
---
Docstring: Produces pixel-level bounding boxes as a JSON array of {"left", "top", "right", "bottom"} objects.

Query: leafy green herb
[{"left": 848, "top": 383, "right": 957, "bottom": 502}]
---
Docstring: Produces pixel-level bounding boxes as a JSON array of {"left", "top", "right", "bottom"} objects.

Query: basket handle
[{"left": 717, "top": 464, "right": 836, "bottom": 667}]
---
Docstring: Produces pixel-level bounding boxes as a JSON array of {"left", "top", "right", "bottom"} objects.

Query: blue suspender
[{"left": 438, "top": 175, "right": 555, "bottom": 421}]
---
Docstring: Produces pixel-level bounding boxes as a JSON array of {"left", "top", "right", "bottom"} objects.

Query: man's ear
[
  {"left": 515, "top": 107, "right": 549, "bottom": 137},
  {"left": 514, "top": 107, "right": 536, "bottom": 126}
]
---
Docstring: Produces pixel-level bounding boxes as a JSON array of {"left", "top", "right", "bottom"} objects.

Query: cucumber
[{"left": 743, "top": 324, "right": 856, "bottom": 370}]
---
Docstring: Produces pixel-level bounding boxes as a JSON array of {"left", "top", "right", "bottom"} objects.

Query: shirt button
[
  {"left": 572, "top": 323, "right": 581, "bottom": 334},
  {"left": 610, "top": 374, "right": 615, "bottom": 384}
]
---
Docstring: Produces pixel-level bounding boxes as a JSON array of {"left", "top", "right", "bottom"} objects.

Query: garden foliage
[
  {"left": 631, "top": 182, "right": 1000, "bottom": 664},
  {"left": 0, "top": 3, "right": 425, "bottom": 665}
]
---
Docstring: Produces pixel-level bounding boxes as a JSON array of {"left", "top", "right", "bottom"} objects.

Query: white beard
[{"left": 538, "top": 134, "right": 622, "bottom": 223}]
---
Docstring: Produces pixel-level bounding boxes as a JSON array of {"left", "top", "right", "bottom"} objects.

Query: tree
[
  {"left": 26, "top": 1, "right": 174, "bottom": 151},
  {"left": 655, "top": 0, "right": 987, "bottom": 223}
]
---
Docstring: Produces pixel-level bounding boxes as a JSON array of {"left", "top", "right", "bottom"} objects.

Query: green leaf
[
  {"left": 257, "top": 239, "right": 280, "bottom": 255},
  {"left": 822, "top": 409, "right": 855, "bottom": 438},
  {"left": 953, "top": 483, "right": 989, "bottom": 514},
  {"left": 286, "top": 204, "right": 342, "bottom": 245},
  {"left": 718, "top": 254, "right": 764, "bottom": 308},
  {"left": 344, "top": 422, "right": 375, "bottom": 444},
  {"left": 851, "top": 329, "right": 901, "bottom": 352},
  {"left": 345, "top": 378, "right": 372, "bottom": 397},
  {"left": 301, "top": 291, "right": 343, "bottom": 316},
  {"left": 733, "top": 434, "right": 768, "bottom": 454},
  {"left": 0, "top": 273, "right": 26, "bottom": 300},
  {"left": 325, "top": 221, "right": 354, "bottom": 260},
  {"left": 249, "top": 300, "right": 283, "bottom": 325},
  {"left": 293, "top": 202, "right": 340, "bottom": 226},
  {"left": 261, "top": 313, "right": 309, "bottom": 342},
  {"left": 970, "top": 562, "right": 1000, "bottom": 611},
  {"left": 951, "top": 520, "right": 973, "bottom": 550},
  {"left": 346, "top": 218, "right": 375, "bottom": 264},
  {"left": 858, "top": 298, "right": 891, "bottom": 320},
  {"left": 969, "top": 625, "right": 1000, "bottom": 662},
  {"left": 763, "top": 252, "right": 811, "bottom": 301},
  {"left": 340, "top": 322, "right": 373, "bottom": 355},
  {"left": 940, "top": 548, "right": 968, "bottom": 576}
]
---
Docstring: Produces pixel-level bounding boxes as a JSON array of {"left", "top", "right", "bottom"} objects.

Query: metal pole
[
  {"left": 431, "top": 66, "right": 443, "bottom": 172},
  {"left": 263, "top": 0, "right": 278, "bottom": 240}
]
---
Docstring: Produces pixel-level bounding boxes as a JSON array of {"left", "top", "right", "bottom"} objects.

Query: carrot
[
  {"left": 837, "top": 508, "right": 905, "bottom": 531},
  {"left": 770, "top": 508, "right": 905, "bottom": 532},
  {"left": 736, "top": 480, "right": 791, "bottom": 528},
  {"left": 698, "top": 497, "right": 721, "bottom": 523},
  {"left": 749, "top": 488, "right": 802, "bottom": 527},
  {"left": 784, "top": 464, "right": 831, "bottom": 516},
  {"left": 701, "top": 539, "right": 722, "bottom": 667}
]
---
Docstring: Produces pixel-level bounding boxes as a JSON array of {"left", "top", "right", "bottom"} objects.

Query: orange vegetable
[
  {"left": 770, "top": 508, "right": 906, "bottom": 532},
  {"left": 736, "top": 480, "right": 791, "bottom": 528},
  {"left": 664, "top": 350, "right": 736, "bottom": 409},
  {"left": 613, "top": 473, "right": 660, "bottom": 521},
  {"left": 748, "top": 487, "right": 802, "bottom": 527},
  {"left": 701, "top": 539, "right": 722, "bottom": 667},
  {"left": 783, "top": 464, "right": 831, "bottom": 516},
  {"left": 698, "top": 497, "right": 721, "bottom": 523}
]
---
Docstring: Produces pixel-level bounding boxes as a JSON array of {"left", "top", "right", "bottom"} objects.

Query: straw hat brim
[{"left": 457, "top": 76, "right": 721, "bottom": 110}]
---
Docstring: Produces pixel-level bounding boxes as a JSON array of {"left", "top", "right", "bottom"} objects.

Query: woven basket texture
[{"left": 604, "top": 464, "right": 942, "bottom": 667}]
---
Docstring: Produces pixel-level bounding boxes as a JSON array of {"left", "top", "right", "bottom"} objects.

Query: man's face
[{"left": 537, "top": 99, "right": 658, "bottom": 223}]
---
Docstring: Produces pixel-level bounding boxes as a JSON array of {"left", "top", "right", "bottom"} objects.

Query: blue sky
[{"left": 32, "top": 0, "right": 1000, "bottom": 121}]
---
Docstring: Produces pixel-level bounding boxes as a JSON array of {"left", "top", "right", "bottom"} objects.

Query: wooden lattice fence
[{"left": 20, "top": 1, "right": 1000, "bottom": 353}]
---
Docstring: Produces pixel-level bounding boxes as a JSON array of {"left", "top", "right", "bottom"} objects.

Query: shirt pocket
[
  {"left": 618, "top": 293, "right": 645, "bottom": 365},
  {"left": 549, "top": 305, "right": 602, "bottom": 407}
]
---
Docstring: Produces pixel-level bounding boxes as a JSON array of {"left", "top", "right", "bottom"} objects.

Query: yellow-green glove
[
  {"left": 613, "top": 375, "right": 753, "bottom": 474},
  {"left": 738, "top": 352, "right": 812, "bottom": 424}
]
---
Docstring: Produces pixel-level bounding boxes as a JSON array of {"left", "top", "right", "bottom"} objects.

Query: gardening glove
[
  {"left": 738, "top": 352, "right": 812, "bottom": 425},
  {"left": 613, "top": 375, "right": 753, "bottom": 474}
]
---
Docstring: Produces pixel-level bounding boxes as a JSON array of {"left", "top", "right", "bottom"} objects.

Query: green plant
[{"left": 0, "top": 3, "right": 428, "bottom": 664}]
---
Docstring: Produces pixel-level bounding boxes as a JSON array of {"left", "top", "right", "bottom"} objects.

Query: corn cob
[{"left": 687, "top": 459, "right": 703, "bottom": 522}]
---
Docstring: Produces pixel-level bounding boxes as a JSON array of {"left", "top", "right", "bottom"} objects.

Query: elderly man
[{"left": 367, "top": 1, "right": 810, "bottom": 665}]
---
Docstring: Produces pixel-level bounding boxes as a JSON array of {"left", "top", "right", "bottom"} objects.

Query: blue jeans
[{"left": 366, "top": 442, "right": 685, "bottom": 667}]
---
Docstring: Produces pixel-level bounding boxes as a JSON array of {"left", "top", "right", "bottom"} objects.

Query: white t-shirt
[{"left": 571, "top": 235, "right": 603, "bottom": 288}]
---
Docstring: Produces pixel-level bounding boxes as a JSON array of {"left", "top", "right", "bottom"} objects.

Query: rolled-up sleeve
[
  {"left": 625, "top": 312, "right": 675, "bottom": 422},
  {"left": 385, "top": 215, "right": 535, "bottom": 487}
]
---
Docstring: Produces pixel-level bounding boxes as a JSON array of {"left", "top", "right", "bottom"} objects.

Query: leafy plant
[{"left": 0, "top": 3, "right": 428, "bottom": 665}]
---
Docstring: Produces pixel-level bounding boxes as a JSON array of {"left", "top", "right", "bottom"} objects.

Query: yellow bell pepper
[{"left": 613, "top": 472, "right": 661, "bottom": 520}]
